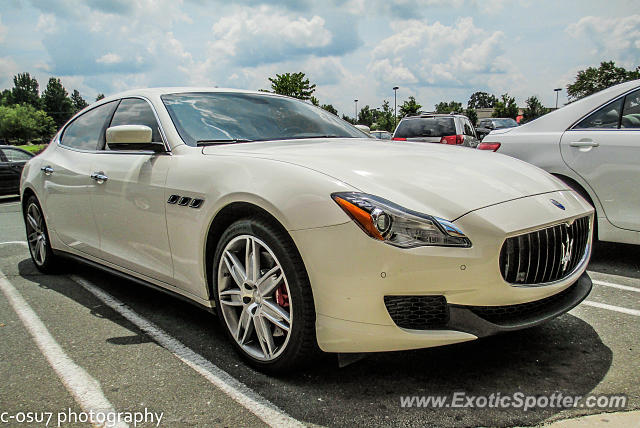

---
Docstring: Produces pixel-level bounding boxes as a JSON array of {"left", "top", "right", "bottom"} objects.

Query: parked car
[
  {"left": 0, "top": 145, "right": 34, "bottom": 196},
  {"left": 392, "top": 113, "right": 480, "bottom": 147},
  {"left": 478, "top": 79, "right": 640, "bottom": 245},
  {"left": 21, "top": 88, "right": 593, "bottom": 372},
  {"left": 370, "top": 130, "right": 392, "bottom": 140},
  {"left": 475, "top": 118, "right": 519, "bottom": 140}
]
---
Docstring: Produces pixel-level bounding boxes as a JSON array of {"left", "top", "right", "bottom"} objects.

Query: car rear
[{"left": 392, "top": 115, "right": 478, "bottom": 147}]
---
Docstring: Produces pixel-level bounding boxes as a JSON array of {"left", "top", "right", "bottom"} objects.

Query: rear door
[
  {"left": 560, "top": 87, "right": 640, "bottom": 231},
  {"left": 43, "top": 101, "right": 118, "bottom": 256}
]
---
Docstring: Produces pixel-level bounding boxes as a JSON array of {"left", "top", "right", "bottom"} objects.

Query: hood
[{"left": 203, "top": 138, "right": 567, "bottom": 220}]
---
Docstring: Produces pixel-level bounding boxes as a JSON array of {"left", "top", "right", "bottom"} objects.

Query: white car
[
  {"left": 20, "top": 88, "right": 594, "bottom": 372},
  {"left": 479, "top": 79, "right": 640, "bottom": 245}
]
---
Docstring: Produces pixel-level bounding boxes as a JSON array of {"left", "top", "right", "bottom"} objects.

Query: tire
[
  {"left": 23, "top": 195, "right": 61, "bottom": 273},
  {"left": 213, "top": 217, "right": 318, "bottom": 373}
]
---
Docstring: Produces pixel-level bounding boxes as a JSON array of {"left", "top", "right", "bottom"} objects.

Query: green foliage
[
  {"left": 399, "top": 96, "right": 421, "bottom": 117},
  {"left": 321, "top": 104, "right": 338, "bottom": 115},
  {"left": 0, "top": 104, "right": 56, "bottom": 143},
  {"left": 567, "top": 61, "right": 640, "bottom": 101},
  {"left": 0, "top": 89, "right": 12, "bottom": 106},
  {"left": 96, "top": 93, "right": 105, "bottom": 101},
  {"left": 357, "top": 105, "right": 375, "bottom": 127},
  {"left": 267, "top": 72, "right": 316, "bottom": 100},
  {"left": 492, "top": 93, "right": 518, "bottom": 119},
  {"left": 11, "top": 72, "right": 40, "bottom": 109},
  {"left": 71, "top": 89, "right": 88, "bottom": 112},
  {"left": 310, "top": 96, "right": 320, "bottom": 106},
  {"left": 341, "top": 114, "right": 356, "bottom": 124},
  {"left": 434, "top": 100, "right": 463, "bottom": 114},
  {"left": 371, "top": 100, "right": 395, "bottom": 131},
  {"left": 522, "top": 96, "right": 548, "bottom": 123},
  {"left": 20, "top": 144, "right": 47, "bottom": 154},
  {"left": 467, "top": 91, "right": 497, "bottom": 109},
  {"left": 465, "top": 108, "right": 478, "bottom": 126},
  {"left": 41, "top": 78, "right": 74, "bottom": 129}
]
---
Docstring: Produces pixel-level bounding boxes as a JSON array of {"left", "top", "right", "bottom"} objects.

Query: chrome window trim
[
  {"left": 57, "top": 95, "right": 172, "bottom": 155},
  {"left": 567, "top": 85, "right": 640, "bottom": 131}
]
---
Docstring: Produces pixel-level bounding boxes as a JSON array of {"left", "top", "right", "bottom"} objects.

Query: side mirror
[
  {"left": 487, "top": 123, "right": 495, "bottom": 130},
  {"left": 106, "top": 125, "right": 165, "bottom": 152}
]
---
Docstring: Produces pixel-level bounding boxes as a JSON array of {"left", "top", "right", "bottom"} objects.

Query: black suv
[{"left": 392, "top": 113, "right": 479, "bottom": 148}]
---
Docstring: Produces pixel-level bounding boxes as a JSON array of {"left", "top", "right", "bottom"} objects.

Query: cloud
[
  {"left": 369, "top": 17, "right": 511, "bottom": 88},
  {"left": 96, "top": 53, "right": 122, "bottom": 64},
  {"left": 567, "top": 14, "right": 640, "bottom": 67},
  {"left": 0, "top": 14, "right": 7, "bottom": 43},
  {"left": 0, "top": 56, "right": 19, "bottom": 88}
]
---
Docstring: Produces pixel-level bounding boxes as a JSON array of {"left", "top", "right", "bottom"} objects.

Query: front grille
[
  {"left": 500, "top": 216, "right": 590, "bottom": 285},
  {"left": 384, "top": 295, "right": 449, "bottom": 330},
  {"left": 468, "top": 281, "right": 578, "bottom": 324}
]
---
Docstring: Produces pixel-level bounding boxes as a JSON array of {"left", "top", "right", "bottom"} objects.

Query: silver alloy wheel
[
  {"left": 25, "top": 203, "right": 47, "bottom": 266},
  {"left": 217, "top": 235, "right": 293, "bottom": 361}
]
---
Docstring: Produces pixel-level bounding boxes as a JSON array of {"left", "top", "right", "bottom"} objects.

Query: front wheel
[{"left": 213, "top": 217, "right": 318, "bottom": 372}]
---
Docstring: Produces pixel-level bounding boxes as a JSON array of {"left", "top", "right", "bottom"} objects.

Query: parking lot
[{"left": 0, "top": 194, "right": 638, "bottom": 427}]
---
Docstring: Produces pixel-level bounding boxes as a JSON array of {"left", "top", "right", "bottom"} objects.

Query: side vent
[
  {"left": 167, "top": 195, "right": 180, "bottom": 204},
  {"left": 178, "top": 196, "right": 192, "bottom": 206},
  {"left": 189, "top": 199, "right": 204, "bottom": 209}
]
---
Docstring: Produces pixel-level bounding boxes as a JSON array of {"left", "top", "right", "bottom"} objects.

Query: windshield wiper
[{"left": 196, "top": 138, "right": 253, "bottom": 146}]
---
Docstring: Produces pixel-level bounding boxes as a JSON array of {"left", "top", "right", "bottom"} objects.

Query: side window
[
  {"left": 621, "top": 89, "right": 640, "bottom": 129},
  {"left": 2, "top": 148, "right": 32, "bottom": 162},
  {"left": 574, "top": 98, "right": 623, "bottom": 129},
  {"left": 463, "top": 119, "right": 475, "bottom": 137},
  {"left": 108, "top": 98, "right": 162, "bottom": 145},
  {"left": 61, "top": 101, "right": 117, "bottom": 150}
]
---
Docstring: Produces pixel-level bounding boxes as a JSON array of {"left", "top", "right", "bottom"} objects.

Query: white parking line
[
  {"left": 582, "top": 301, "right": 640, "bottom": 317},
  {"left": 0, "top": 270, "right": 129, "bottom": 428},
  {"left": 592, "top": 279, "right": 640, "bottom": 293},
  {"left": 70, "top": 275, "right": 304, "bottom": 428},
  {"left": 0, "top": 241, "right": 27, "bottom": 246}
]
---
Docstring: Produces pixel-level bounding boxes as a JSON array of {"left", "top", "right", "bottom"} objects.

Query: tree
[
  {"left": 321, "top": 104, "right": 337, "bottom": 115},
  {"left": 267, "top": 72, "right": 316, "bottom": 100},
  {"left": 467, "top": 91, "right": 497, "bottom": 109},
  {"left": 0, "top": 89, "right": 13, "bottom": 106},
  {"left": 522, "top": 96, "right": 548, "bottom": 123},
  {"left": 492, "top": 93, "right": 518, "bottom": 119},
  {"left": 567, "top": 61, "right": 640, "bottom": 101},
  {"left": 0, "top": 104, "right": 56, "bottom": 144},
  {"left": 41, "top": 78, "right": 74, "bottom": 129},
  {"left": 357, "top": 105, "right": 375, "bottom": 127},
  {"left": 372, "top": 100, "right": 395, "bottom": 131},
  {"left": 465, "top": 108, "right": 478, "bottom": 126},
  {"left": 96, "top": 93, "right": 105, "bottom": 101},
  {"left": 399, "top": 96, "right": 421, "bottom": 118},
  {"left": 341, "top": 114, "right": 356, "bottom": 124},
  {"left": 11, "top": 72, "right": 40, "bottom": 108},
  {"left": 434, "top": 101, "right": 463, "bottom": 114},
  {"left": 71, "top": 89, "right": 88, "bottom": 112}
]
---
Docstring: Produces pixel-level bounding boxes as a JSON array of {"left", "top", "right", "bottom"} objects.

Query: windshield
[
  {"left": 492, "top": 118, "right": 519, "bottom": 128},
  {"left": 162, "top": 92, "right": 366, "bottom": 146},
  {"left": 394, "top": 117, "right": 456, "bottom": 138}
]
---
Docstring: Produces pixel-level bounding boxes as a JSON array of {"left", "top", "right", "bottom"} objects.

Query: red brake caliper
[{"left": 275, "top": 284, "right": 289, "bottom": 308}]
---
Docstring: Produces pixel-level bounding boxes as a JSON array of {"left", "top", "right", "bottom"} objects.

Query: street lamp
[
  {"left": 354, "top": 99, "right": 358, "bottom": 123},
  {"left": 392, "top": 86, "right": 399, "bottom": 130},
  {"left": 554, "top": 88, "right": 562, "bottom": 109}
]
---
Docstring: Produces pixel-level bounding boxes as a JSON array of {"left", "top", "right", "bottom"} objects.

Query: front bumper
[{"left": 289, "top": 189, "right": 594, "bottom": 353}]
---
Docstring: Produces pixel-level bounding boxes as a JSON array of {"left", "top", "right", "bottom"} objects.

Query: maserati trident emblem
[
  {"left": 550, "top": 199, "right": 565, "bottom": 210},
  {"left": 560, "top": 230, "right": 574, "bottom": 272}
]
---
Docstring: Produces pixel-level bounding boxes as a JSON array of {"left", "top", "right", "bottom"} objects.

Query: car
[
  {"left": 478, "top": 79, "right": 640, "bottom": 246},
  {"left": 0, "top": 145, "right": 35, "bottom": 196},
  {"left": 392, "top": 113, "right": 480, "bottom": 147},
  {"left": 20, "top": 88, "right": 594, "bottom": 372},
  {"left": 475, "top": 117, "right": 519, "bottom": 141},
  {"left": 370, "top": 130, "right": 392, "bottom": 140}
]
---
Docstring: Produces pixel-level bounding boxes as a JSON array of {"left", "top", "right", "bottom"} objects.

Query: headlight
[{"left": 332, "top": 192, "right": 471, "bottom": 248}]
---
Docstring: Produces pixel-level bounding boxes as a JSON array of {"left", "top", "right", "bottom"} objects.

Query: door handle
[
  {"left": 569, "top": 141, "right": 599, "bottom": 148},
  {"left": 90, "top": 172, "right": 108, "bottom": 184},
  {"left": 41, "top": 165, "right": 54, "bottom": 175}
]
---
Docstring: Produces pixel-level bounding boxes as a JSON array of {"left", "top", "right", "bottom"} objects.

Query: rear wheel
[
  {"left": 213, "top": 217, "right": 318, "bottom": 372},
  {"left": 24, "top": 196, "right": 60, "bottom": 273}
]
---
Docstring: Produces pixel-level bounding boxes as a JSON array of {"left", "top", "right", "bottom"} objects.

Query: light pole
[
  {"left": 354, "top": 99, "right": 358, "bottom": 123},
  {"left": 393, "top": 86, "right": 399, "bottom": 130},
  {"left": 554, "top": 88, "right": 562, "bottom": 109}
]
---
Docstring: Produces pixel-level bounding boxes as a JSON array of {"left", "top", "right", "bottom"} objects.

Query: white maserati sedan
[
  {"left": 20, "top": 88, "right": 594, "bottom": 372},
  {"left": 479, "top": 79, "right": 640, "bottom": 246}
]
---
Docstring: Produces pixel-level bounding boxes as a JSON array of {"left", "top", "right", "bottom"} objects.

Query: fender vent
[{"left": 384, "top": 295, "right": 449, "bottom": 330}]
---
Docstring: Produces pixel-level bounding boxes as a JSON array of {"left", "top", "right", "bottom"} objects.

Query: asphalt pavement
[{"left": 0, "top": 195, "right": 638, "bottom": 427}]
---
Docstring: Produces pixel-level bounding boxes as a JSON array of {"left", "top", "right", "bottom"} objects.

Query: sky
[{"left": 0, "top": 0, "right": 638, "bottom": 117}]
